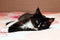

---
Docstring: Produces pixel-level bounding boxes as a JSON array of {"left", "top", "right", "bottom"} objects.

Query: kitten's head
[{"left": 32, "top": 8, "right": 55, "bottom": 29}]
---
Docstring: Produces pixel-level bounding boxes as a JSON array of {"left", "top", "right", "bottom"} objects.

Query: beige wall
[{"left": 0, "top": 0, "right": 60, "bottom": 12}]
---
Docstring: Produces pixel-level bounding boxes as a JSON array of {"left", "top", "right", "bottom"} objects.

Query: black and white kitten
[{"left": 6, "top": 8, "right": 55, "bottom": 33}]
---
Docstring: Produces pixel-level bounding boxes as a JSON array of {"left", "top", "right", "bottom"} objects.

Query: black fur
[{"left": 7, "top": 8, "right": 55, "bottom": 33}]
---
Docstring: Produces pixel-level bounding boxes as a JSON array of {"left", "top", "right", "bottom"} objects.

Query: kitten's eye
[
  {"left": 41, "top": 22, "right": 46, "bottom": 26},
  {"left": 42, "top": 24, "right": 45, "bottom": 26},
  {"left": 36, "top": 20, "right": 38, "bottom": 23}
]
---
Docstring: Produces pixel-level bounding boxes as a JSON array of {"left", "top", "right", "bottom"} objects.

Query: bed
[{"left": 0, "top": 12, "right": 60, "bottom": 40}]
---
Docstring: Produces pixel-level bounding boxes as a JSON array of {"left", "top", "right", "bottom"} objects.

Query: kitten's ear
[
  {"left": 35, "top": 8, "right": 43, "bottom": 16},
  {"left": 35, "top": 8, "right": 42, "bottom": 14},
  {"left": 49, "top": 18, "right": 55, "bottom": 22}
]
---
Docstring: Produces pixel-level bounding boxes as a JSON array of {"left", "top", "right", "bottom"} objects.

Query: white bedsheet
[{"left": 0, "top": 13, "right": 60, "bottom": 40}]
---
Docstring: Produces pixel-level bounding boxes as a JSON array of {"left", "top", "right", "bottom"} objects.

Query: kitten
[{"left": 6, "top": 8, "right": 55, "bottom": 33}]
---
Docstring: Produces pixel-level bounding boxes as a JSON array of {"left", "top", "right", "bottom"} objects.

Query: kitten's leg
[
  {"left": 8, "top": 26, "right": 23, "bottom": 33},
  {"left": 24, "top": 28, "right": 36, "bottom": 31}
]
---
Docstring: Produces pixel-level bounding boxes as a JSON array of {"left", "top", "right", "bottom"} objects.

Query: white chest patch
[{"left": 20, "top": 20, "right": 34, "bottom": 29}]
